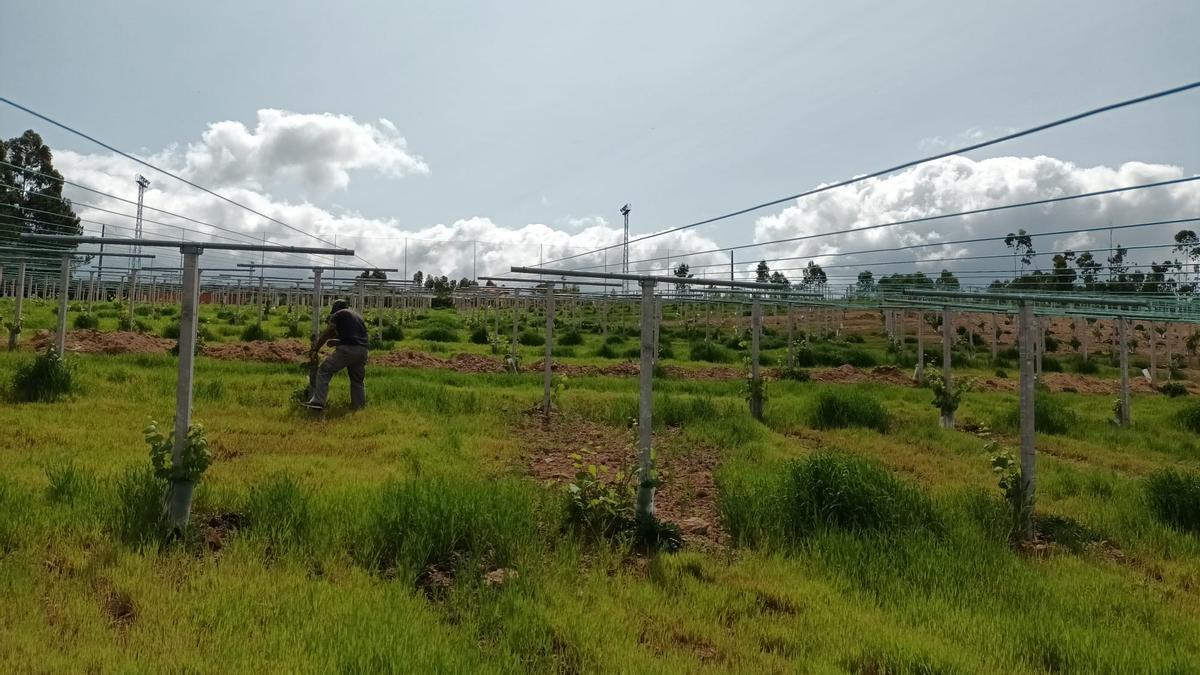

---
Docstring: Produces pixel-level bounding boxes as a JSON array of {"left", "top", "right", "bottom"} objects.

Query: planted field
[{"left": 2, "top": 301, "right": 1200, "bottom": 672}]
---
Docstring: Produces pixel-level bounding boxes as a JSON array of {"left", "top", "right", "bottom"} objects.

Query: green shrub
[
  {"left": 1145, "top": 469, "right": 1200, "bottom": 533},
  {"left": 1176, "top": 402, "right": 1200, "bottom": 433},
  {"left": 11, "top": 348, "right": 76, "bottom": 402},
  {"left": 246, "top": 473, "right": 313, "bottom": 555},
  {"left": 1069, "top": 356, "right": 1099, "bottom": 375},
  {"left": 518, "top": 330, "right": 544, "bottom": 347},
  {"left": 110, "top": 464, "right": 166, "bottom": 550},
  {"left": 622, "top": 346, "right": 641, "bottom": 359},
  {"left": 690, "top": 340, "right": 734, "bottom": 363},
  {"left": 162, "top": 322, "right": 181, "bottom": 339},
  {"left": 657, "top": 341, "right": 675, "bottom": 360},
  {"left": 558, "top": 329, "right": 584, "bottom": 346},
  {"left": 1041, "top": 356, "right": 1063, "bottom": 373},
  {"left": 419, "top": 326, "right": 459, "bottom": 343},
  {"left": 1159, "top": 382, "right": 1189, "bottom": 398},
  {"left": 240, "top": 322, "right": 271, "bottom": 341},
  {"left": 469, "top": 325, "right": 490, "bottom": 344},
  {"left": 778, "top": 366, "right": 811, "bottom": 382},
  {"left": 782, "top": 452, "right": 939, "bottom": 536},
  {"left": 563, "top": 456, "right": 681, "bottom": 552},
  {"left": 604, "top": 334, "right": 626, "bottom": 345},
  {"left": 284, "top": 321, "right": 306, "bottom": 339},
  {"left": 808, "top": 389, "right": 890, "bottom": 432},
  {"left": 72, "top": 313, "right": 99, "bottom": 330},
  {"left": 999, "top": 394, "right": 1079, "bottom": 435},
  {"left": 594, "top": 343, "right": 619, "bottom": 359},
  {"left": 353, "top": 477, "right": 540, "bottom": 581},
  {"left": 133, "top": 305, "right": 153, "bottom": 317},
  {"left": 381, "top": 324, "right": 404, "bottom": 341}
]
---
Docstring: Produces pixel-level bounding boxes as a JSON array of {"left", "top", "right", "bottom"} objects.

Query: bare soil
[
  {"left": 517, "top": 409, "right": 724, "bottom": 551},
  {"left": 32, "top": 329, "right": 174, "bottom": 355}
]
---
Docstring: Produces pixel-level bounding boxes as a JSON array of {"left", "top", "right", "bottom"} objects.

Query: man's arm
[{"left": 312, "top": 324, "right": 338, "bottom": 354}]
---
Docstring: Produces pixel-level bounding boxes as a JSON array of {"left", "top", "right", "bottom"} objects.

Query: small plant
[
  {"left": 381, "top": 324, "right": 404, "bottom": 341},
  {"left": 559, "top": 328, "right": 584, "bottom": 346},
  {"left": 44, "top": 457, "right": 95, "bottom": 505},
  {"left": 743, "top": 373, "right": 768, "bottom": 420},
  {"left": 11, "top": 347, "right": 76, "bottom": 402},
  {"left": 689, "top": 340, "right": 733, "bottom": 363},
  {"left": 1145, "top": 468, "right": 1200, "bottom": 533},
  {"left": 1112, "top": 398, "right": 1127, "bottom": 426},
  {"left": 926, "top": 370, "right": 971, "bottom": 427},
  {"left": 565, "top": 454, "right": 637, "bottom": 539},
  {"left": 504, "top": 346, "right": 521, "bottom": 375},
  {"left": 73, "top": 313, "right": 99, "bottom": 330},
  {"left": 420, "top": 326, "right": 460, "bottom": 343},
  {"left": 110, "top": 463, "right": 167, "bottom": 550},
  {"left": 593, "top": 342, "right": 619, "bottom": 359},
  {"left": 284, "top": 320, "right": 306, "bottom": 339},
  {"left": 518, "top": 330, "right": 544, "bottom": 347},
  {"left": 551, "top": 374, "right": 570, "bottom": 409},
  {"left": 777, "top": 365, "right": 811, "bottom": 382},
  {"left": 240, "top": 322, "right": 271, "bottom": 342},
  {"left": 990, "top": 446, "right": 1030, "bottom": 539},
  {"left": 1159, "top": 382, "right": 1189, "bottom": 398},
  {"left": 145, "top": 420, "right": 213, "bottom": 484},
  {"left": 469, "top": 325, "right": 490, "bottom": 344}
]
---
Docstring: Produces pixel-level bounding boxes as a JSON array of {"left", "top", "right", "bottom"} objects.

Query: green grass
[{"left": 1, "top": 303, "right": 1200, "bottom": 671}]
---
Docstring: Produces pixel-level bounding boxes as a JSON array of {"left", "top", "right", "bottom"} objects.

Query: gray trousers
[{"left": 311, "top": 345, "right": 368, "bottom": 408}]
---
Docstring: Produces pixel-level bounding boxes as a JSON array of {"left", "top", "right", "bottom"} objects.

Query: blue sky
[{"left": 2, "top": 0, "right": 1198, "bottom": 282}]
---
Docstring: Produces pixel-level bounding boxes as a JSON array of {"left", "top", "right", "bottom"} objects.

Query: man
[{"left": 303, "top": 299, "right": 369, "bottom": 410}]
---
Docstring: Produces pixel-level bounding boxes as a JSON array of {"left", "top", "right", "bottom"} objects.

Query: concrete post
[
  {"left": 750, "top": 296, "right": 763, "bottom": 420},
  {"left": 941, "top": 307, "right": 954, "bottom": 429},
  {"left": 542, "top": 285, "right": 554, "bottom": 417},
  {"left": 786, "top": 304, "right": 795, "bottom": 368},
  {"left": 636, "top": 280, "right": 657, "bottom": 519},
  {"left": 55, "top": 254, "right": 71, "bottom": 354},
  {"left": 167, "top": 247, "right": 202, "bottom": 533},
  {"left": 511, "top": 289, "right": 520, "bottom": 364},
  {"left": 1149, "top": 321, "right": 1157, "bottom": 388},
  {"left": 1119, "top": 316, "right": 1131, "bottom": 426},
  {"left": 990, "top": 313, "right": 999, "bottom": 361},
  {"left": 8, "top": 261, "right": 25, "bottom": 352},
  {"left": 916, "top": 311, "right": 925, "bottom": 384},
  {"left": 1018, "top": 301, "right": 1037, "bottom": 541}
]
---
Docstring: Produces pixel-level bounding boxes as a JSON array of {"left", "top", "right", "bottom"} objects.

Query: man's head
[{"left": 330, "top": 299, "right": 350, "bottom": 316}]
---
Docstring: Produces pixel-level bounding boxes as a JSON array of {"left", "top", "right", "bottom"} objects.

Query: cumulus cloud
[
  {"left": 751, "top": 155, "right": 1200, "bottom": 286},
  {"left": 152, "top": 109, "right": 428, "bottom": 194},
  {"left": 45, "top": 111, "right": 1199, "bottom": 290}
]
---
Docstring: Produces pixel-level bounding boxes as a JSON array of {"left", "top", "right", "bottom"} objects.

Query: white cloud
[
  {"left": 159, "top": 109, "right": 428, "bottom": 194},
  {"left": 751, "top": 155, "right": 1200, "bottom": 285},
  {"left": 48, "top": 111, "right": 1199, "bottom": 290}
]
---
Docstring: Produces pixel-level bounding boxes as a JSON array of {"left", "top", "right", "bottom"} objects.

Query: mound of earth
[
  {"left": 203, "top": 339, "right": 307, "bottom": 363},
  {"left": 31, "top": 329, "right": 173, "bottom": 355}
]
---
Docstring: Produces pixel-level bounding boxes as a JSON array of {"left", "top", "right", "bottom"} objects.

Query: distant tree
[
  {"left": 673, "top": 262, "right": 694, "bottom": 292},
  {"left": 801, "top": 261, "right": 826, "bottom": 288},
  {"left": 1075, "top": 251, "right": 1101, "bottom": 291},
  {"left": 1048, "top": 252, "right": 1076, "bottom": 291},
  {"left": 934, "top": 269, "right": 960, "bottom": 290},
  {"left": 755, "top": 260, "right": 771, "bottom": 283},
  {"left": 878, "top": 271, "right": 934, "bottom": 292},
  {"left": 485, "top": 279, "right": 497, "bottom": 287},
  {"left": 856, "top": 270, "right": 875, "bottom": 294},
  {"left": 0, "top": 130, "right": 83, "bottom": 269},
  {"left": 358, "top": 269, "right": 388, "bottom": 280},
  {"left": 1004, "top": 229, "right": 1036, "bottom": 270},
  {"left": 412, "top": 270, "right": 424, "bottom": 287},
  {"left": 1173, "top": 229, "right": 1200, "bottom": 290},
  {"left": 768, "top": 270, "right": 790, "bottom": 286}
]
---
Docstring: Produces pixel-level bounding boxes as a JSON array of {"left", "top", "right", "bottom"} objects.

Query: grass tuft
[
  {"left": 807, "top": 389, "right": 890, "bottom": 432},
  {"left": 1145, "top": 469, "right": 1200, "bottom": 533}
]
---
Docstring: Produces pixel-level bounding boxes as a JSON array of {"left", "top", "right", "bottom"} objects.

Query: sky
[{"left": 2, "top": 0, "right": 1198, "bottom": 286}]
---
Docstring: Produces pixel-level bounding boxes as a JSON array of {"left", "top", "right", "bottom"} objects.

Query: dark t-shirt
[{"left": 330, "top": 309, "right": 370, "bottom": 348}]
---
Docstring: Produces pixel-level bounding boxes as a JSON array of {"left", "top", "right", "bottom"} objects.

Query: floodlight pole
[
  {"left": 1018, "top": 301, "right": 1037, "bottom": 541},
  {"left": 167, "top": 246, "right": 202, "bottom": 533},
  {"left": 636, "top": 279, "right": 657, "bottom": 518},
  {"left": 55, "top": 254, "right": 71, "bottom": 354},
  {"left": 7, "top": 261, "right": 25, "bottom": 352}
]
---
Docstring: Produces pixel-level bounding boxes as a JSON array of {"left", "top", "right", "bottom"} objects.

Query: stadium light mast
[{"left": 134, "top": 175, "right": 151, "bottom": 270}]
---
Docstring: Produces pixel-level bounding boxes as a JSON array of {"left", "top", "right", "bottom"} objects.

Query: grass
[
  {"left": 1, "top": 304, "right": 1200, "bottom": 671},
  {"left": 807, "top": 388, "right": 890, "bottom": 432},
  {"left": 1146, "top": 468, "right": 1200, "bottom": 533}
]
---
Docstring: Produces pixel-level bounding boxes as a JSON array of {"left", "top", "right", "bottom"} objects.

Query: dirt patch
[
  {"left": 371, "top": 349, "right": 449, "bottom": 370},
  {"left": 203, "top": 339, "right": 308, "bottom": 363},
  {"left": 518, "top": 410, "right": 724, "bottom": 551},
  {"left": 198, "top": 511, "right": 244, "bottom": 553},
  {"left": 527, "top": 360, "right": 642, "bottom": 378},
  {"left": 810, "top": 364, "right": 914, "bottom": 386},
  {"left": 31, "top": 329, "right": 173, "bottom": 355},
  {"left": 92, "top": 578, "right": 137, "bottom": 629}
]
